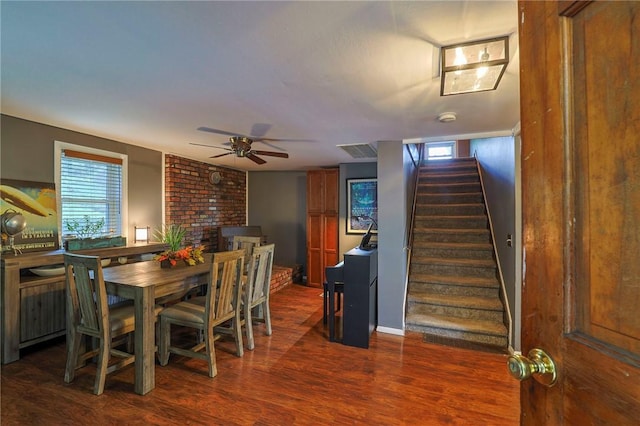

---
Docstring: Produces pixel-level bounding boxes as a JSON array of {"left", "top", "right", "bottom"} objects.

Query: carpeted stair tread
[
  {"left": 413, "top": 241, "right": 493, "bottom": 250},
  {"left": 414, "top": 214, "right": 487, "bottom": 220},
  {"left": 419, "top": 191, "right": 483, "bottom": 197},
  {"left": 416, "top": 203, "right": 485, "bottom": 212},
  {"left": 414, "top": 227, "right": 490, "bottom": 235},
  {"left": 410, "top": 273, "right": 499, "bottom": 288},
  {"left": 419, "top": 182, "right": 481, "bottom": 189},
  {"left": 408, "top": 291, "right": 504, "bottom": 311},
  {"left": 411, "top": 256, "right": 495, "bottom": 268},
  {"left": 405, "top": 312, "right": 507, "bottom": 336}
]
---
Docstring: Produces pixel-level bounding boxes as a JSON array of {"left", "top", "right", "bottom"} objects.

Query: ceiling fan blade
[
  {"left": 197, "top": 127, "right": 249, "bottom": 138},
  {"left": 210, "top": 152, "right": 234, "bottom": 159},
  {"left": 246, "top": 153, "right": 267, "bottom": 165},
  {"left": 253, "top": 137, "right": 314, "bottom": 142},
  {"left": 190, "top": 142, "right": 232, "bottom": 151},
  {"left": 252, "top": 150, "right": 289, "bottom": 159}
]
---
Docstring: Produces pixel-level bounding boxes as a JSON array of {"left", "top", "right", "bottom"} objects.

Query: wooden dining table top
[{"left": 101, "top": 254, "right": 213, "bottom": 287}]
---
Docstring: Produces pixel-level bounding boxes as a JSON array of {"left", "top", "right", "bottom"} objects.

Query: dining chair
[
  {"left": 230, "top": 235, "right": 261, "bottom": 273},
  {"left": 158, "top": 249, "right": 245, "bottom": 378},
  {"left": 216, "top": 244, "right": 275, "bottom": 350},
  {"left": 63, "top": 253, "right": 161, "bottom": 395},
  {"left": 243, "top": 243, "right": 275, "bottom": 350}
]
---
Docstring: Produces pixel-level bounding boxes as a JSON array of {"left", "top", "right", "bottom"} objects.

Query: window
[
  {"left": 55, "top": 142, "right": 128, "bottom": 241},
  {"left": 426, "top": 141, "right": 456, "bottom": 161}
]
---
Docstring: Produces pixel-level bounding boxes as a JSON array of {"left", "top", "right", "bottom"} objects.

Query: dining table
[{"left": 101, "top": 255, "right": 212, "bottom": 395}]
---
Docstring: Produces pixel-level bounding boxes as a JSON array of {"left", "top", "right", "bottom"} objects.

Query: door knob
[{"left": 507, "top": 348, "right": 557, "bottom": 387}]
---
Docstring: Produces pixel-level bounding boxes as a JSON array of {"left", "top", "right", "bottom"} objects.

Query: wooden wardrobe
[{"left": 306, "top": 169, "right": 339, "bottom": 288}]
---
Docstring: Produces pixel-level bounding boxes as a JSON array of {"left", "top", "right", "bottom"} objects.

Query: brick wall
[
  {"left": 164, "top": 154, "right": 246, "bottom": 252},
  {"left": 270, "top": 265, "right": 293, "bottom": 293}
]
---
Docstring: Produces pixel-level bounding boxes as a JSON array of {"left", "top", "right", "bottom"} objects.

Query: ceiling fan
[{"left": 190, "top": 126, "right": 297, "bottom": 165}]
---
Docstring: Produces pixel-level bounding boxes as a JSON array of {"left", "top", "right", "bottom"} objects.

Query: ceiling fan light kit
[
  {"left": 440, "top": 35, "right": 509, "bottom": 96},
  {"left": 192, "top": 128, "right": 293, "bottom": 165}
]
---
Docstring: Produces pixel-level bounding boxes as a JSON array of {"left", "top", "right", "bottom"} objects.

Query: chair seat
[
  {"left": 109, "top": 304, "right": 164, "bottom": 333},
  {"left": 160, "top": 297, "right": 206, "bottom": 324}
]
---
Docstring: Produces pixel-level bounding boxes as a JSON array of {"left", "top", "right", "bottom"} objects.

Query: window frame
[
  {"left": 54, "top": 141, "right": 128, "bottom": 245},
  {"left": 426, "top": 141, "right": 457, "bottom": 161}
]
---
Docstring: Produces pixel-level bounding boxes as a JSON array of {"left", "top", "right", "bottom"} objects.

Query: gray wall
[
  {"left": 376, "top": 140, "right": 409, "bottom": 333},
  {"left": 247, "top": 171, "right": 307, "bottom": 268},
  {"left": 470, "top": 136, "right": 518, "bottom": 347},
  {"left": 0, "top": 115, "right": 164, "bottom": 240}
]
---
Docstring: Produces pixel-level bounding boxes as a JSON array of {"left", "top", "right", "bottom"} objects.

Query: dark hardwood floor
[{"left": 1, "top": 284, "right": 520, "bottom": 425}]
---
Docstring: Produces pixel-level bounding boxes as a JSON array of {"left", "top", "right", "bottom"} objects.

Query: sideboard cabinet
[{"left": 1, "top": 242, "right": 167, "bottom": 364}]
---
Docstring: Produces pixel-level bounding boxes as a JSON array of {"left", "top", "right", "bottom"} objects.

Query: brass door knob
[{"left": 507, "top": 348, "right": 557, "bottom": 387}]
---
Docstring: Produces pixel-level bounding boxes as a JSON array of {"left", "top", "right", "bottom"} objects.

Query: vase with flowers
[{"left": 153, "top": 224, "right": 205, "bottom": 268}]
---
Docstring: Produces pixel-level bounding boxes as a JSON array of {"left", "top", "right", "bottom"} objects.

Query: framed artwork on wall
[
  {"left": 347, "top": 178, "right": 377, "bottom": 234},
  {"left": 0, "top": 179, "right": 59, "bottom": 253}
]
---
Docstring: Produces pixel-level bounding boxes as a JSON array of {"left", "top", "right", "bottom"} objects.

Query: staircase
[{"left": 405, "top": 157, "right": 508, "bottom": 349}]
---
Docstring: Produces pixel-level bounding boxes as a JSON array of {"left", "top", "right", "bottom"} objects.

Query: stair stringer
[{"left": 474, "top": 156, "right": 513, "bottom": 350}]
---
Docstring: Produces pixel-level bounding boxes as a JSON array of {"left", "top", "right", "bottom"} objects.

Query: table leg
[{"left": 134, "top": 285, "right": 155, "bottom": 395}]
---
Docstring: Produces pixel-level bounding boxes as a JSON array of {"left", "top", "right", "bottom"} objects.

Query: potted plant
[
  {"left": 63, "top": 215, "right": 126, "bottom": 250},
  {"left": 153, "top": 224, "right": 204, "bottom": 268}
]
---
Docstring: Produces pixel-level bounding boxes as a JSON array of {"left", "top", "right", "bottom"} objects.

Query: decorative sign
[
  {"left": 347, "top": 178, "right": 378, "bottom": 234},
  {"left": 0, "top": 179, "right": 59, "bottom": 253}
]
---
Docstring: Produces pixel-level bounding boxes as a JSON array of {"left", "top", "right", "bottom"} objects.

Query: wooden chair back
[
  {"left": 242, "top": 243, "right": 275, "bottom": 350},
  {"left": 246, "top": 243, "right": 274, "bottom": 308},
  {"left": 64, "top": 253, "right": 111, "bottom": 340},
  {"left": 231, "top": 235, "right": 261, "bottom": 269},
  {"left": 206, "top": 249, "right": 245, "bottom": 327}
]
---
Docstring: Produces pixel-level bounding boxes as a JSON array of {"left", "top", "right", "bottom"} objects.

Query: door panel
[
  {"left": 571, "top": 2, "right": 640, "bottom": 354},
  {"left": 519, "top": 1, "right": 640, "bottom": 423}
]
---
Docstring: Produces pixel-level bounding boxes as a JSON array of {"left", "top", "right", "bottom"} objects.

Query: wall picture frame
[
  {"left": 347, "top": 178, "right": 377, "bottom": 234},
  {"left": 0, "top": 179, "right": 60, "bottom": 253}
]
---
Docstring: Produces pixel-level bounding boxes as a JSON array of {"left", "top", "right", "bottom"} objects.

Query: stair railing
[
  {"left": 403, "top": 143, "right": 425, "bottom": 320},
  {"left": 473, "top": 151, "right": 513, "bottom": 349}
]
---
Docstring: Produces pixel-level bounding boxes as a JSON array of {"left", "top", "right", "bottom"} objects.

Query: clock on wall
[{"left": 208, "top": 171, "right": 222, "bottom": 185}]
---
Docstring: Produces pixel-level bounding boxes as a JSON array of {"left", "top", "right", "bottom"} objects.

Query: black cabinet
[{"left": 343, "top": 247, "right": 378, "bottom": 349}]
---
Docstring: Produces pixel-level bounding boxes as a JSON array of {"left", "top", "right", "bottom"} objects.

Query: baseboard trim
[{"left": 376, "top": 326, "right": 405, "bottom": 336}]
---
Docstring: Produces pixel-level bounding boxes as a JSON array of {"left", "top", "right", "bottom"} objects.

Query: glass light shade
[
  {"left": 134, "top": 226, "right": 149, "bottom": 243},
  {"left": 440, "top": 36, "right": 509, "bottom": 96}
]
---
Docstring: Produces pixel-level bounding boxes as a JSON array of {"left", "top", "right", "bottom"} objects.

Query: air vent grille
[{"left": 337, "top": 143, "right": 378, "bottom": 159}]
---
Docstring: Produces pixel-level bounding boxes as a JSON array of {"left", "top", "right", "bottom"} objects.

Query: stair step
[
  {"left": 419, "top": 172, "right": 480, "bottom": 184},
  {"left": 405, "top": 313, "right": 507, "bottom": 347},
  {"left": 419, "top": 182, "right": 481, "bottom": 194},
  {"left": 417, "top": 192, "right": 484, "bottom": 204},
  {"left": 414, "top": 215, "right": 488, "bottom": 229},
  {"left": 410, "top": 256, "right": 497, "bottom": 279},
  {"left": 409, "top": 274, "right": 499, "bottom": 298},
  {"left": 420, "top": 159, "right": 477, "bottom": 171},
  {"left": 413, "top": 227, "right": 492, "bottom": 244},
  {"left": 410, "top": 273, "right": 499, "bottom": 289},
  {"left": 415, "top": 203, "right": 486, "bottom": 216},
  {"left": 407, "top": 292, "right": 504, "bottom": 321},
  {"left": 412, "top": 241, "right": 494, "bottom": 260},
  {"left": 411, "top": 256, "right": 496, "bottom": 268}
]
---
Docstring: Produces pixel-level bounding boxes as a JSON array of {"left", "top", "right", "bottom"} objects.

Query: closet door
[{"left": 306, "top": 169, "right": 338, "bottom": 287}]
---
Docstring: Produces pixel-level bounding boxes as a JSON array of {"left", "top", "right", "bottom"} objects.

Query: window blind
[{"left": 60, "top": 149, "right": 122, "bottom": 238}]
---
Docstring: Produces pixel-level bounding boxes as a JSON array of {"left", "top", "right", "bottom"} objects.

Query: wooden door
[
  {"left": 306, "top": 169, "right": 339, "bottom": 287},
  {"left": 519, "top": 1, "right": 639, "bottom": 423}
]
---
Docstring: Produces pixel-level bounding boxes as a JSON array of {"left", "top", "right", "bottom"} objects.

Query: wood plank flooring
[{"left": 1, "top": 284, "right": 520, "bottom": 425}]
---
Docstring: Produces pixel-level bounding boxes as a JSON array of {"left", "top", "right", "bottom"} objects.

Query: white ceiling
[{"left": 1, "top": 1, "right": 520, "bottom": 171}]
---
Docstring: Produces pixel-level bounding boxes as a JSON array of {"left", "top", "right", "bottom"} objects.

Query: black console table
[{"left": 342, "top": 247, "right": 378, "bottom": 349}]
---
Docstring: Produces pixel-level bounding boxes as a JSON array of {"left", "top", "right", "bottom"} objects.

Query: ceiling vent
[{"left": 337, "top": 143, "right": 378, "bottom": 159}]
